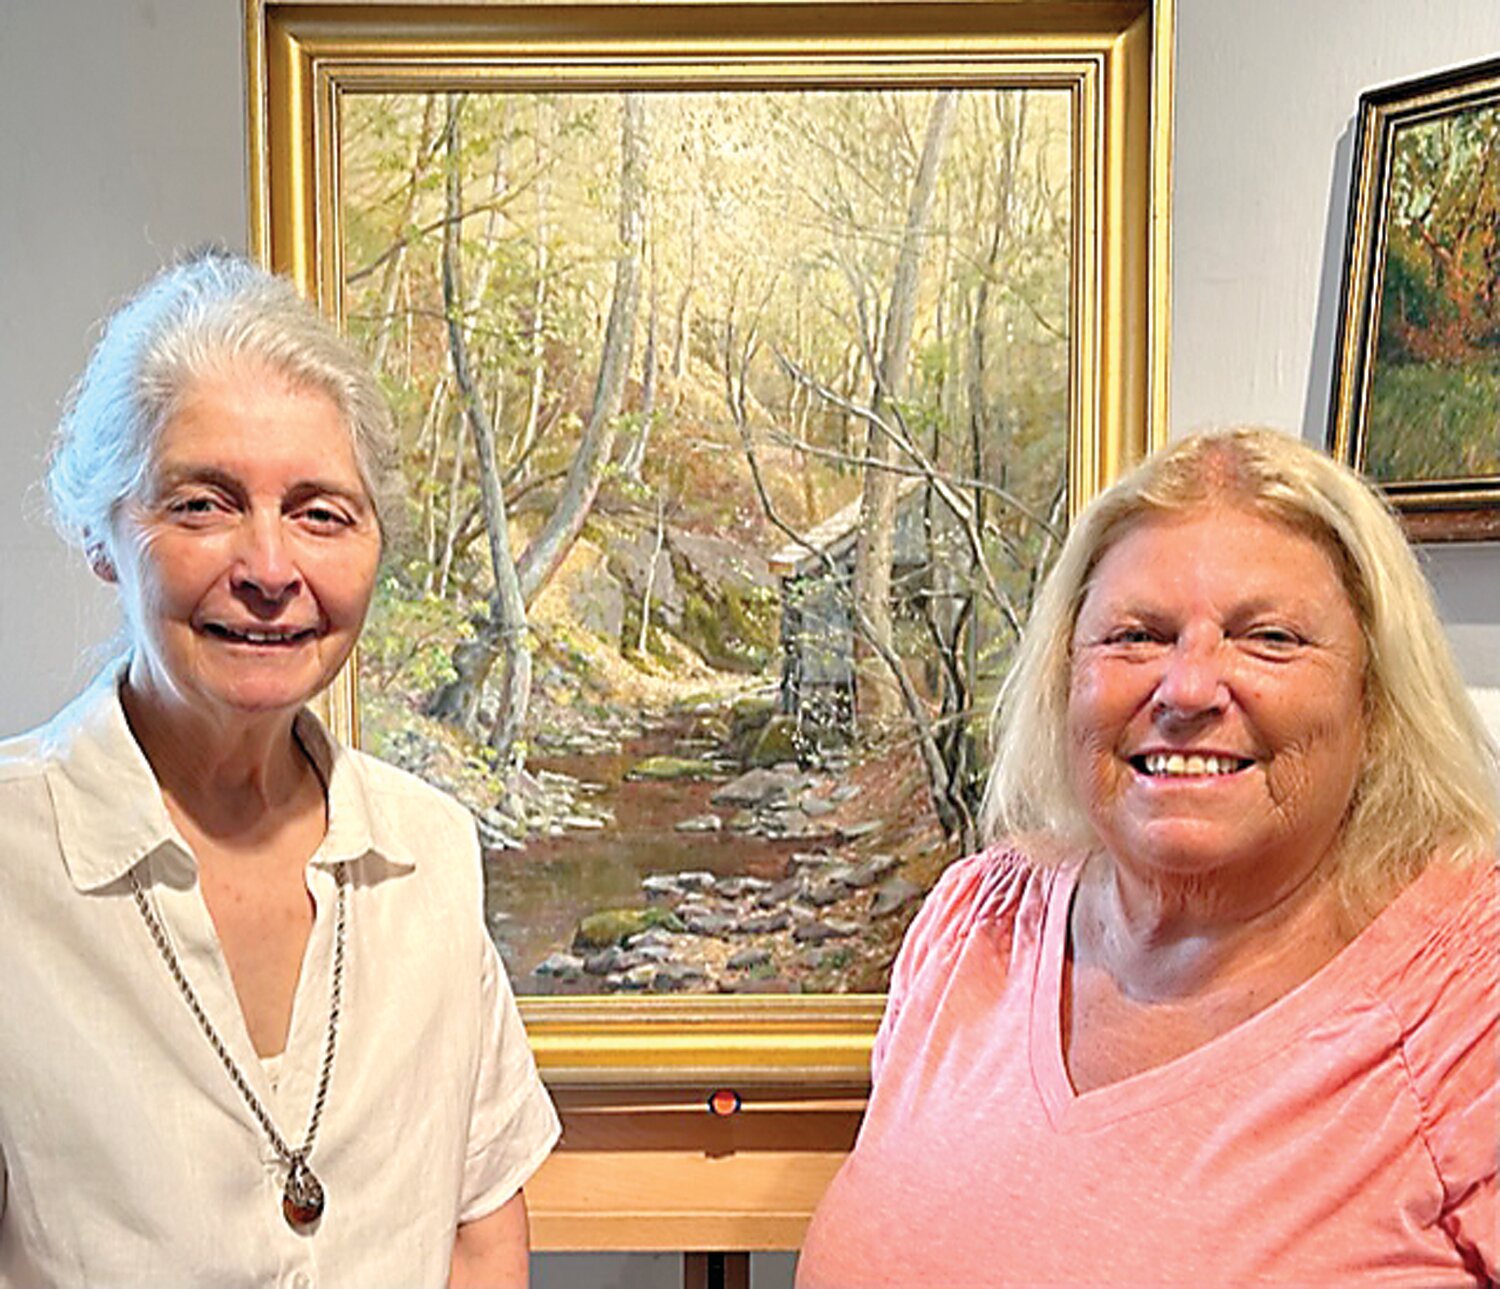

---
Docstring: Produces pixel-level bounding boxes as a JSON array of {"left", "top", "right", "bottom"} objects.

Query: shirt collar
[
  {"left": 44, "top": 659, "right": 417, "bottom": 892},
  {"left": 292, "top": 705, "right": 419, "bottom": 876}
]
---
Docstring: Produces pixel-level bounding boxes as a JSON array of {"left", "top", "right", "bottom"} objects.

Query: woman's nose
[
  {"left": 1153, "top": 628, "right": 1229, "bottom": 720},
  {"left": 231, "top": 515, "right": 300, "bottom": 603}
]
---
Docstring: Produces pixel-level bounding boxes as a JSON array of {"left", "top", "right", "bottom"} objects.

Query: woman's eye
[
  {"left": 1247, "top": 626, "right": 1302, "bottom": 650},
  {"left": 298, "top": 504, "right": 352, "bottom": 528},
  {"left": 1106, "top": 627, "right": 1158, "bottom": 645},
  {"left": 169, "top": 495, "right": 223, "bottom": 517}
]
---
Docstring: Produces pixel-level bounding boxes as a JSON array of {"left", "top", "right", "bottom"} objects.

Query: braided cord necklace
[{"left": 129, "top": 864, "right": 348, "bottom": 1229}]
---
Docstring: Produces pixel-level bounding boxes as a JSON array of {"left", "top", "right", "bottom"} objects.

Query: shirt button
[{"left": 291, "top": 1275, "right": 312, "bottom": 1289}]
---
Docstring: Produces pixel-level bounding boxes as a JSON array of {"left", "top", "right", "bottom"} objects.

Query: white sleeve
[{"left": 458, "top": 936, "right": 561, "bottom": 1223}]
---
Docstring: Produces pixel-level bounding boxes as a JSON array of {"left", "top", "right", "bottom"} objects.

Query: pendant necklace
[{"left": 129, "top": 864, "right": 348, "bottom": 1230}]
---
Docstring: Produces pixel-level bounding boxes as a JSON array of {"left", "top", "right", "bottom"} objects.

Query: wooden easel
[
  {"left": 684, "top": 1250, "right": 750, "bottom": 1289},
  {"left": 527, "top": 1086, "right": 864, "bottom": 1268}
]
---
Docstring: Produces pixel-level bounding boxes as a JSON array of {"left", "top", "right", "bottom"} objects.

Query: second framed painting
[
  {"left": 1331, "top": 56, "right": 1500, "bottom": 541},
  {"left": 247, "top": 0, "right": 1173, "bottom": 1084}
]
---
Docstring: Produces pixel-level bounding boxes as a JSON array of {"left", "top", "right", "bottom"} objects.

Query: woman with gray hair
[
  {"left": 0, "top": 251, "right": 558, "bottom": 1287},
  {"left": 799, "top": 428, "right": 1497, "bottom": 1285}
]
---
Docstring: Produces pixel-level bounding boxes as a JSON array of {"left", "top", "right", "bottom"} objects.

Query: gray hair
[
  {"left": 981, "top": 427, "right": 1499, "bottom": 913},
  {"left": 47, "top": 248, "right": 395, "bottom": 554}
]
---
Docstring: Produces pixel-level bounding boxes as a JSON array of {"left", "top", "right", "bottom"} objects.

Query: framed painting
[
  {"left": 246, "top": 0, "right": 1173, "bottom": 1088},
  {"left": 1330, "top": 57, "right": 1500, "bottom": 542}
]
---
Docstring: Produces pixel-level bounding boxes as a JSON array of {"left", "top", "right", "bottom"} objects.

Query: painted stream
[{"left": 483, "top": 720, "right": 804, "bottom": 991}]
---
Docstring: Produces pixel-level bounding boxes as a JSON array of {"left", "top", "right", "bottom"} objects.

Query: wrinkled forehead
[
  {"left": 1075, "top": 499, "right": 1364, "bottom": 625},
  {"left": 152, "top": 352, "right": 351, "bottom": 437},
  {"left": 138, "top": 364, "right": 367, "bottom": 499}
]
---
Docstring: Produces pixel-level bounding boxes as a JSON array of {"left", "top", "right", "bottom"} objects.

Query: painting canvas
[
  {"left": 1331, "top": 58, "right": 1500, "bottom": 539},
  {"left": 1367, "top": 100, "right": 1500, "bottom": 482},
  {"left": 338, "top": 87, "right": 1075, "bottom": 996}
]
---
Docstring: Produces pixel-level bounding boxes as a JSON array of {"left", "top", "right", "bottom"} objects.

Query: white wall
[
  {"left": 0, "top": 0, "right": 247, "bottom": 732},
  {"left": 1171, "top": 0, "right": 1500, "bottom": 696}
]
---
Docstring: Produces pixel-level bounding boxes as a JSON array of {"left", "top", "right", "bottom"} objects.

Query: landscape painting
[
  {"left": 1366, "top": 95, "right": 1500, "bottom": 485},
  {"left": 338, "top": 86, "right": 1074, "bottom": 997}
]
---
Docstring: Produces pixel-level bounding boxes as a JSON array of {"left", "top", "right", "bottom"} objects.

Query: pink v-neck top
[{"left": 797, "top": 849, "right": 1498, "bottom": 1286}]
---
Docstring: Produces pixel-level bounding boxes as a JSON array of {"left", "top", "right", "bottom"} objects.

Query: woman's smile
[
  {"left": 1128, "top": 750, "right": 1257, "bottom": 778},
  {"left": 198, "top": 621, "right": 322, "bottom": 646}
]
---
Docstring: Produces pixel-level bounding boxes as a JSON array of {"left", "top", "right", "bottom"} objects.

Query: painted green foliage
[
  {"left": 339, "top": 87, "right": 1076, "bottom": 992},
  {"left": 1370, "top": 101, "right": 1500, "bottom": 482},
  {"left": 341, "top": 88, "right": 1072, "bottom": 718}
]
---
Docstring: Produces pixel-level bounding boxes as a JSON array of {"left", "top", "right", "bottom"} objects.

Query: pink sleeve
[
  {"left": 870, "top": 847, "right": 1031, "bottom": 1083},
  {"left": 1397, "top": 861, "right": 1499, "bottom": 1278}
]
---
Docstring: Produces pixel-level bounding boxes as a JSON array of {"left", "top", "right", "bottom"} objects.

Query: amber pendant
[{"left": 282, "top": 1158, "right": 326, "bottom": 1229}]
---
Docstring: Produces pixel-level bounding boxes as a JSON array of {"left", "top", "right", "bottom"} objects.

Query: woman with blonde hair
[{"left": 799, "top": 427, "right": 1497, "bottom": 1285}]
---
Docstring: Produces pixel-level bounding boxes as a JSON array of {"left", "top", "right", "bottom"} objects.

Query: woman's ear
[{"left": 86, "top": 541, "right": 117, "bottom": 584}]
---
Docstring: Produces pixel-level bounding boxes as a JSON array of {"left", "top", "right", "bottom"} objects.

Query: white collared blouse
[{"left": 0, "top": 663, "right": 560, "bottom": 1288}]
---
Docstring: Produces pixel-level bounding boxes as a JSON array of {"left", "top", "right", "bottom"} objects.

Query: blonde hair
[{"left": 981, "top": 427, "right": 1498, "bottom": 912}]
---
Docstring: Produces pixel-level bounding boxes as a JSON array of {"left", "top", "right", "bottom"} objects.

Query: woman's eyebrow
[
  {"left": 151, "top": 464, "right": 245, "bottom": 495},
  {"left": 153, "top": 465, "right": 367, "bottom": 507},
  {"left": 284, "top": 479, "right": 372, "bottom": 510},
  {"left": 1224, "top": 594, "right": 1320, "bottom": 623}
]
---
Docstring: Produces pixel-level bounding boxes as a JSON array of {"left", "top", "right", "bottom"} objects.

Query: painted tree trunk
[
  {"left": 426, "top": 94, "right": 532, "bottom": 776},
  {"left": 852, "top": 88, "right": 958, "bottom": 728},
  {"left": 515, "top": 92, "right": 647, "bottom": 606}
]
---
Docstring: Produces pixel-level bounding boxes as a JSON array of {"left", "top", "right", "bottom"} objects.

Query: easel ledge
[{"left": 528, "top": 1085, "right": 865, "bottom": 1250}]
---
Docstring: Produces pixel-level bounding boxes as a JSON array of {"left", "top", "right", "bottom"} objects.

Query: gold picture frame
[
  {"left": 246, "top": 0, "right": 1173, "bottom": 1089},
  {"left": 1330, "top": 57, "right": 1500, "bottom": 543}
]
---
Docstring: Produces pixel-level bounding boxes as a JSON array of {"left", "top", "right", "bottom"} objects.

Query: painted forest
[
  {"left": 340, "top": 87, "right": 1073, "bottom": 995},
  {"left": 1372, "top": 98, "right": 1500, "bottom": 482}
]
